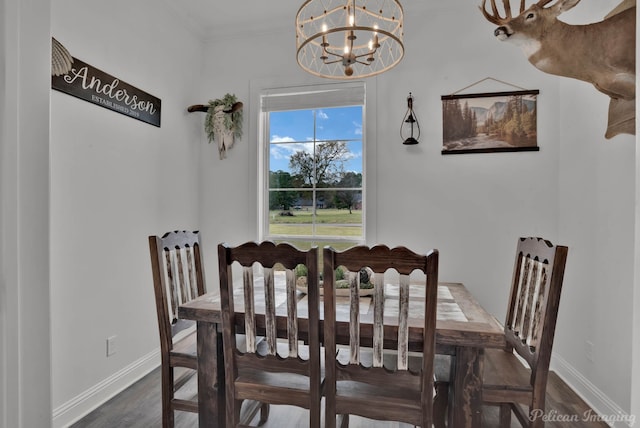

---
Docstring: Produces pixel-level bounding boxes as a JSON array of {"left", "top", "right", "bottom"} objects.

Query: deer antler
[
  {"left": 480, "top": 0, "right": 510, "bottom": 25},
  {"left": 481, "top": 0, "right": 542, "bottom": 25}
]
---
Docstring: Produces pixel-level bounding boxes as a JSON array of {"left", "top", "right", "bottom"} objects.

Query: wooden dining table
[{"left": 178, "top": 280, "right": 505, "bottom": 428}]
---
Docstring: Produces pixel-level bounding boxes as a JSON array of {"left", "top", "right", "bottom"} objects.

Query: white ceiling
[
  {"left": 162, "top": 1, "right": 627, "bottom": 41},
  {"left": 173, "top": 1, "right": 303, "bottom": 40}
]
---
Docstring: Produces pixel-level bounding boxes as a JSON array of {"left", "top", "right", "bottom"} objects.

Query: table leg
[
  {"left": 197, "top": 321, "right": 226, "bottom": 427},
  {"left": 449, "top": 346, "right": 484, "bottom": 428}
]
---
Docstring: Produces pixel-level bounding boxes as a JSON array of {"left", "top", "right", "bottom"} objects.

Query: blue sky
[{"left": 269, "top": 106, "right": 363, "bottom": 174}]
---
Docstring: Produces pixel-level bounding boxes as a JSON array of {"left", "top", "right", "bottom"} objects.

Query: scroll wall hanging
[{"left": 442, "top": 78, "right": 539, "bottom": 155}]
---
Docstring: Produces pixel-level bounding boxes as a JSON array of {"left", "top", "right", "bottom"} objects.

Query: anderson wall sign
[{"left": 52, "top": 57, "right": 161, "bottom": 127}]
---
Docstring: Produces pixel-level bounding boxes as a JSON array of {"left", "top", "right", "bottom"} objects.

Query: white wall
[
  {"left": 632, "top": 74, "right": 640, "bottom": 418},
  {"left": 197, "top": 0, "right": 636, "bottom": 420},
  {"left": 630, "top": 0, "right": 640, "bottom": 415},
  {"left": 629, "top": 6, "right": 640, "bottom": 421},
  {"left": 198, "top": 4, "right": 559, "bottom": 330},
  {"left": 1, "top": 0, "right": 52, "bottom": 427},
  {"left": 43, "top": 0, "right": 637, "bottom": 425},
  {"left": 50, "top": 0, "right": 205, "bottom": 425},
  {"left": 554, "top": 1, "right": 636, "bottom": 416},
  {"left": 198, "top": 3, "right": 560, "bottom": 316}
]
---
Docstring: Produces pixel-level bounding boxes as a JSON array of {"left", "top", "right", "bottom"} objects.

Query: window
[{"left": 259, "top": 82, "right": 365, "bottom": 251}]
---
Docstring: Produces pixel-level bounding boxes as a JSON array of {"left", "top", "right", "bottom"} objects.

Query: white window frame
[{"left": 257, "top": 81, "right": 368, "bottom": 246}]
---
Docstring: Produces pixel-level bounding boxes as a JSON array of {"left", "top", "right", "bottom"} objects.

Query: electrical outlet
[
  {"left": 585, "top": 340, "right": 594, "bottom": 363},
  {"left": 106, "top": 336, "right": 117, "bottom": 357}
]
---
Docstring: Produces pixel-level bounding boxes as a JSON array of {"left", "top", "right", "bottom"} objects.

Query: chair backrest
[
  {"left": 217, "top": 241, "right": 321, "bottom": 396},
  {"left": 149, "top": 230, "right": 206, "bottom": 353},
  {"left": 323, "top": 245, "right": 439, "bottom": 425},
  {"left": 504, "top": 237, "right": 568, "bottom": 383}
]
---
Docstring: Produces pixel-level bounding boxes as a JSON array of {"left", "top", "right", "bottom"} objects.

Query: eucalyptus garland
[{"left": 204, "top": 93, "right": 243, "bottom": 144}]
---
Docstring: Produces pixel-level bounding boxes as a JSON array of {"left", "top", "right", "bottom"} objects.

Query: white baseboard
[
  {"left": 551, "top": 354, "right": 636, "bottom": 427},
  {"left": 50, "top": 349, "right": 634, "bottom": 428},
  {"left": 52, "top": 349, "right": 160, "bottom": 428}
]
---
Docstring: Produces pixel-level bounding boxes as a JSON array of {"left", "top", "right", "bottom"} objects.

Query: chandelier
[{"left": 296, "top": 0, "right": 404, "bottom": 79}]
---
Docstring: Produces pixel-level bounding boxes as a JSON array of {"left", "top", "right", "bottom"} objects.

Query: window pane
[
  {"left": 343, "top": 140, "right": 363, "bottom": 177},
  {"left": 321, "top": 164, "right": 363, "bottom": 191},
  {"left": 314, "top": 224, "right": 363, "bottom": 237},
  {"left": 269, "top": 170, "right": 297, "bottom": 191},
  {"left": 316, "top": 190, "right": 362, "bottom": 220},
  {"left": 268, "top": 188, "right": 300, "bottom": 210},
  {"left": 273, "top": 240, "right": 358, "bottom": 252},
  {"left": 313, "top": 189, "right": 362, "bottom": 238},
  {"left": 270, "top": 110, "right": 314, "bottom": 141},
  {"left": 270, "top": 223, "right": 314, "bottom": 237},
  {"left": 315, "top": 106, "right": 363, "bottom": 141},
  {"left": 270, "top": 141, "right": 314, "bottom": 181},
  {"left": 262, "top": 87, "right": 364, "bottom": 247},
  {"left": 314, "top": 140, "right": 358, "bottom": 188},
  {"left": 269, "top": 190, "right": 313, "bottom": 237}
]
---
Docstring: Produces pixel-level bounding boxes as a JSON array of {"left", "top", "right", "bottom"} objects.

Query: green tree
[
  {"left": 443, "top": 99, "right": 465, "bottom": 142},
  {"left": 288, "top": 141, "right": 350, "bottom": 187},
  {"left": 269, "top": 170, "right": 298, "bottom": 210},
  {"left": 334, "top": 172, "right": 362, "bottom": 214}
]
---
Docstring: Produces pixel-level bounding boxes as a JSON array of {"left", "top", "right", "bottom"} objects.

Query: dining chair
[
  {"left": 482, "top": 236, "right": 568, "bottom": 427},
  {"left": 323, "top": 245, "right": 440, "bottom": 428},
  {"left": 150, "top": 231, "right": 269, "bottom": 427},
  {"left": 148, "top": 230, "right": 206, "bottom": 428},
  {"left": 218, "top": 241, "right": 322, "bottom": 428},
  {"left": 435, "top": 237, "right": 568, "bottom": 427}
]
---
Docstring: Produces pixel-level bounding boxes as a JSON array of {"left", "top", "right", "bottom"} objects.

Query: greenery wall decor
[{"left": 204, "top": 93, "right": 243, "bottom": 159}]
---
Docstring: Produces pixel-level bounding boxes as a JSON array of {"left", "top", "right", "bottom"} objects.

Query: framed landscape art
[{"left": 441, "top": 90, "right": 539, "bottom": 154}]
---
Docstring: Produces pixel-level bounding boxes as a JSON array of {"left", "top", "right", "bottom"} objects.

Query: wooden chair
[
  {"left": 482, "top": 237, "right": 568, "bottom": 427},
  {"left": 148, "top": 230, "right": 206, "bottom": 428},
  {"left": 323, "top": 245, "right": 440, "bottom": 428},
  {"left": 218, "top": 241, "right": 322, "bottom": 428}
]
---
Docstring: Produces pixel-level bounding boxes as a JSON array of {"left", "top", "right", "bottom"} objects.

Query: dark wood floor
[{"left": 72, "top": 367, "right": 608, "bottom": 427}]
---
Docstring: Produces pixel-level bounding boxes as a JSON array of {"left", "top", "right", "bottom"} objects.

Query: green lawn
[
  {"left": 269, "top": 208, "right": 362, "bottom": 224},
  {"left": 269, "top": 208, "right": 363, "bottom": 236},
  {"left": 269, "top": 224, "right": 362, "bottom": 236}
]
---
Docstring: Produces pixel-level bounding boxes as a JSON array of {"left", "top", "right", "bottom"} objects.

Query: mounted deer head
[{"left": 480, "top": 0, "right": 636, "bottom": 139}]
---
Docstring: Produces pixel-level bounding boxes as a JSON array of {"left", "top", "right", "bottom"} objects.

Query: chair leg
[
  {"left": 325, "top": 397, "right": 337, "bottom": 428},
  {"left": 229, "top": 399, "right": 242, "bottom": 427},
  {"left": 433, "top": 381, "right": 448, "bottom": 428},
  {"left": 499, "top": 404, "right": 511, "bottom": 428},
  {"left": 238, "top": 399, "right": 268, "bottom": 426},
  {"left": 161, "top": 366, "right": 174, "bottom": 428},
  {"left": 337, "top": 414, "right": 349, "bottom": 428},
  {"left": 528, "top": 406, "right": 545, "bottom": 428},
  {"left": 258, "top": 403, "right": 270, "bottom": 426}
]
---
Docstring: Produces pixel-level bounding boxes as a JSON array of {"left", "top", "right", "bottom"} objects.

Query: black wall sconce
[{"left": 400, "top": 92, "right": 420, "bottom": 145}]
